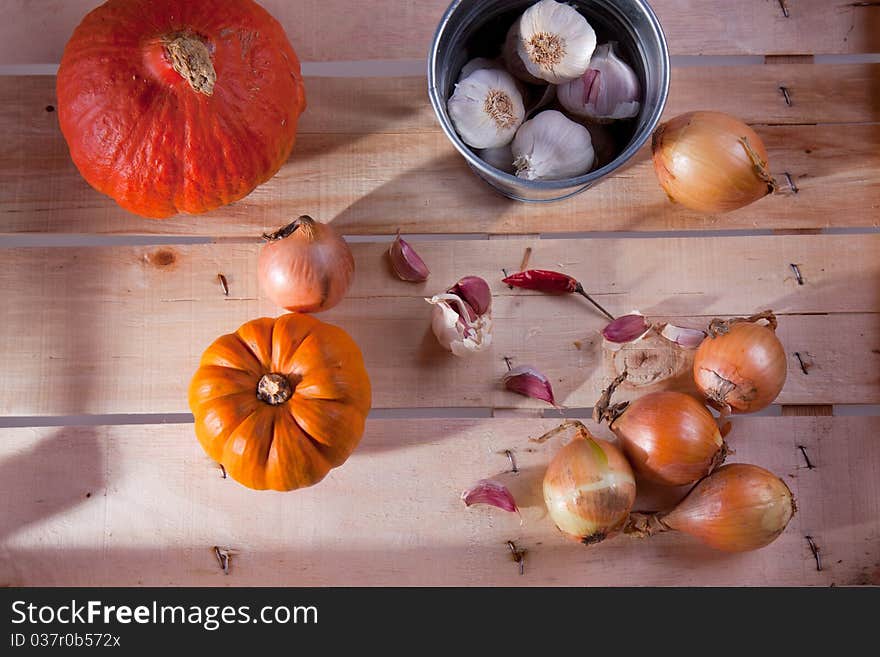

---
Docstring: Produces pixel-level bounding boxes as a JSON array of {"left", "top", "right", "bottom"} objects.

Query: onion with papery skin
[
  {"left": 626, "top": 463, "right": 796, "bottom": 552},
  {"left": 594, "top": 373, "right": 727, "bottom": 486},
  {"left": 694, "top": 311, "right": 787, "bottom": 414},
  {"left": 652, "top": 111, "right": 777, "bottom": 214},
  {"left": 540, "top": 421, "right": 636, "bottom": 545},
  {"left": 259, "top": 215, "right": 354, "bottom": 313}
]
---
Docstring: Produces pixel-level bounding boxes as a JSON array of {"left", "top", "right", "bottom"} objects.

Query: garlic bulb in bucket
[
  {"left": 558, "top": 43, "right": 641, "bottom": 122},
  {"left": 447, "top": 68, "right": 525, "bottom": 149},
  {"left": 515, "top": 0, "right": 596, "bottom": 84},
  {"left": 512, "top": 110, "right": 595, "bottom": 180}
]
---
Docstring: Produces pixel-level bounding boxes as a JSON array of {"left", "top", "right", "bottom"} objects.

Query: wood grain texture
[
  {"left": 2, "top": 70, "right": 879, "bottom": 236},
  {"left": 1, "top": 418, "right": 877, "bottom": 586},
  {"left": 0, "top": 0, "right": 877, "bottom": 65},
  {"left": 1, "top": 235, "right": 877, "bottom": 416}
]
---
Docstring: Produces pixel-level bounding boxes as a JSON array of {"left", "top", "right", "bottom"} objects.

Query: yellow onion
[
  {"left": 595, "top": 374, "right": 726, "bottom": 486},
  {"left": 652, "top": 111, "right": 776, "bottom": 213},
  {"left": 626, "top": 463, "right": 796, "bottom": 552},
  {"left": 541, "top": 421, "right": 636, "bottom": 545},
  {"left": 694, "top": 311, "right": 787, "bottom": 414}
]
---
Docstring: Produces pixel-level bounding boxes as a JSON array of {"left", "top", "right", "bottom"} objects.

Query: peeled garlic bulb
[
  {"left": 516, "top": 0, "right": 596, "bottom": 84},
  {"left": 558, "top": 43, "right": 641, "bottom": 122},
  {"left": 512, "top": 110, "right": 595, "bottom": 180},
  {"left": 477, "top": 143, "right": 515, "bottom": 173},
  {"left": 447, "top": 68, "right": 525, "bottom": 149},
  {"left": 458, "top": 57, "right": 504, "bottom": 82}
]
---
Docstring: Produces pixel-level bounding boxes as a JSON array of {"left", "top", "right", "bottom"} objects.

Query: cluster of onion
[{"left": 542, "top": 311, "right": 794, "bottom": 553}]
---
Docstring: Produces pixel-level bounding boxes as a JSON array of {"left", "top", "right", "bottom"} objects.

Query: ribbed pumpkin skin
[
  {"left": 56, "top": 0, "right": 306, "bottom": 218},
  {"left": 188, "top": 315, "right": 371, "bottom": 491}
]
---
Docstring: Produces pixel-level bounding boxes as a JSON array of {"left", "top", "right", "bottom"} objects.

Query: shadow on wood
[{"left": 0, "top": 428, "right": 104, "bottom": 544}]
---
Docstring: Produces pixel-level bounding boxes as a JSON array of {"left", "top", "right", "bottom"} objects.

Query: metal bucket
[{"left": 428, "top": 0, "right": 670, "bottom": 202}]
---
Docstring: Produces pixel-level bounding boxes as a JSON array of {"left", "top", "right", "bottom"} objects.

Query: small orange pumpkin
[{"left": 189, "top": 315, "right": 371, "bottom": 491}]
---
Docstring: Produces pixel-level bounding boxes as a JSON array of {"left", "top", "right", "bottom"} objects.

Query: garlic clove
[
  {"left": 503, "top": 365, "right": 558, "bottom": 406},
  {"left": 516, "top": 0, "right": 596, "bottom": 84},
  {"left": 503, "top": 18, "right": 544, "bottom": 85},
  {"left": 461, "top": 479, "right": 520, "bottom": 514},
  {"left": 557, "top": 43, "right": 641, "bottom": 122},
  {"left": 458, "top": 57, "right": 505, "bottom": 82},
  {"left": 512, "top": 110, "right": 595, "bottom": 181},
  {"left": 477, "top": 143, "right": 515, "bottom": 173},
  {"left": 447, "top": 68, "right": 525, "bottom": 149},
  {"left": 448, "top": 276, "right": 492, "bottom": 316},
  {"left": 660, "top": 323, "right": 707, "bottom": 349},
  {"left": 388, "top": 230, "right": 430, "bottom": 282},
  {"left": 602, "top": 312, "right": 652, "bottom": 348}
]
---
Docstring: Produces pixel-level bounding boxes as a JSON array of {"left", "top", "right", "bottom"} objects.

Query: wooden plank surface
[
  {"left": 1, "top": 235, "right": 877, "bottom": 416},
  {"left": 1, "top": 417, "right": 877, "bottom": 586},
  {"left": 0, "top": 0, "right": 877, "bottom": 65},
  {"left": 3, "top": 74, "right": 879, "bottom": 235}
]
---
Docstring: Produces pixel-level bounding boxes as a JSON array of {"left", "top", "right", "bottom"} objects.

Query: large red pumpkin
[{"left": 56, "top": 0, "right": 306, "bottom": 218}]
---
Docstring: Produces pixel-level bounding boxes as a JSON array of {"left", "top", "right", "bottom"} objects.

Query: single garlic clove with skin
[
  {"left": 447, "top": 68, "right": 525, "bottom": 149},
  {"left": 503, "top": 365, "right": 558, "bottom": 406},
  {"left": 660, "top": 323, "right": 707, "bottom": 349},
  {"left": 558, "top": 43, "right": 641, "bottom": 122},
  {"left": 602, "top": 312, "right": 651, "bottom": 346},
  {"left": 477, "top": 143, "right": 515, "bottom": 174},
  {"left": 512, "top": 110, "right": 595, "bottom": 181},
  {"left": 448, "top": 275, "right": 492, "bottom": 315},
  {"left": 461, "top": 479, "right": 520, "bottom": 515},
  {"left": 517, "top": 0, "right": 597, "bottom": 84},
  {"left": 388, "top": 231, "right": 430, "bottom": 282}
]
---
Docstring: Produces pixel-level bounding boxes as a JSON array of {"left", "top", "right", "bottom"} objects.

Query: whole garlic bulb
[
  {"left": 516, "top": 0, "right": 596, "bottom": 84},
  {"left": 557, "top": 43, "right": 642, "bottom": 122},
  {"left": 512, "top": 110, "right": 595, "bottom": 181},
  {"left": 447, "top": 68, "right": 526, "bottom": 149}
]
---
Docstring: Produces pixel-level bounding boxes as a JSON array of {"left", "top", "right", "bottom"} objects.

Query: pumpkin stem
[
  {"left": 257, "top": 373, "right": 293, "bottom": 405},
  {"left": 261, "top": 215, "right": 318, "bottom": 242},
  {"left": 165, "top": 34, "right": 216, "bottom": 96}
]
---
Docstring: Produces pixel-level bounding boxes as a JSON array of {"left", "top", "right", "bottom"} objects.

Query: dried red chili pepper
[{"left": 502, "top": 269, "right": 614, "bottom": 320}]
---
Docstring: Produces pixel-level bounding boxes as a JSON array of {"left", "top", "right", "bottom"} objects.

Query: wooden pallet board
[
  {"left": 1, "top": 235, "right": 877, "bottom": 416},
  {"left": 2, "top": 417, "right": 877, "bottom": 586},
  {"left": 3, "top": 69, "right": 879, "bottom": 236},
  {"left": 0, "top": 0, "right": 877, "bottom": 64}
]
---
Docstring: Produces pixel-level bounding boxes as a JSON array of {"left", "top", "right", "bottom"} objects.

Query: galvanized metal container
[{"left": 428, "top": 0, "right": 670, "bottom": 202}]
